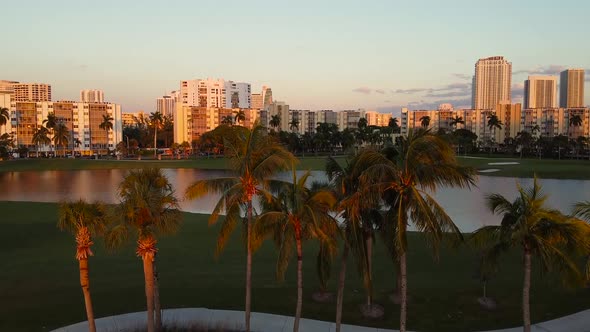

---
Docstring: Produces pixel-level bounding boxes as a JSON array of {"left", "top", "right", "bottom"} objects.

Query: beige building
[
  {"left": 365, "top": 111, "right": 392, "bottom": 127},
  {"left": 251, "top": 93, "right": 263, "bottom": 109},
  {"left": 7, "top": 101, "right": 122, "bottom": 154},
  {"left": 0, "top": 80, "right": 18, "bottom": 94},
  {"left": 560, "top": 69, "right": 585, "bottom": 108},
  {"left": 472, "top": 56, "right": 512, "bottom": 109},
  {"left": 12, "top": 83, "right": 52, "bottom": 102},
  {"left": 173, "top": 106, "right": 259, "bottom": 143},
  {"left": 524, "top": 76, "right": 557, "bottom": 109},
  {"left": 80, "top": 89, "right": 104, "bottom": 103}
]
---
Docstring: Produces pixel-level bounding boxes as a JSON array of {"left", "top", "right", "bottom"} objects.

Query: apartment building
[
  {"left": 173, "top": 106, "right": 259, "bottom": 143},
  {"left": 12, "top": 83, "right": 52, "bottom": 102},
  {"left": 8, "top": 101, "right": 122, "bottom": 154},
  {"left": 80, "top": 89, "right": 105, "bottom": 103},
  {"left": 524, "top": 76, "right": 558, "bottom": 109},
  {"left": 472, "top": 56, "right": 512, "bottom": 109},
  {"left": 560, "top": 69, "right": 585, "bottom": 108},
  {"left": 180, "top": 78, "right": 251, "bottom": 109}
]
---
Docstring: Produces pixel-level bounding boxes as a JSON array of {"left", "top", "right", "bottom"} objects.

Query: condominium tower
[
  {"left": 560, "top": 69, "right": 585, "bottom": 108},
  {"left": 12, "top": 83, "right": 52, "bottom": 102},
  {"left": 80, "top": 89, "right": 104, "bottom": 103},
  {"left": 472, "top": 56, "right": 512, "bottom": 109},
  {"left": 524, "top": 76, "right": 557, "bottom": 109},
  {"left": 180, "top": 78, "right": 251, "bottom": 109}
]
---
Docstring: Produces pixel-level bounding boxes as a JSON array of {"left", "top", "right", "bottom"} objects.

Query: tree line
[{"left": 59, "top": 125, "right": 590, "bottom": 332}]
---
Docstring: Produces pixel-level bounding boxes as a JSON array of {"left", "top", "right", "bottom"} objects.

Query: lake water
[{"left": 1, "top": 169, "right": 589, "bottom": 232}]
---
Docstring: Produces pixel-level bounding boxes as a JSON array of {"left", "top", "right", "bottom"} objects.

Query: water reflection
[{"left": 0, "top": 169, "right": 589, "bottom": 232}]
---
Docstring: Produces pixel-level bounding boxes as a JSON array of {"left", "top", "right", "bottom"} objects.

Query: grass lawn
[
  {"left": 1, "top": 202, "right": 589, "bottom": 332},
  {"left": 0, "top": 156, "right": 339, "bottom": 173},
  {"left": 457, "top": 156, "right": 590, "bottom": 180}
]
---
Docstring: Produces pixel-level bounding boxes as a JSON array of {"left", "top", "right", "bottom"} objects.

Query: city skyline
[{"left": 3, "top": 0, "right": 590, "bottom": 115}]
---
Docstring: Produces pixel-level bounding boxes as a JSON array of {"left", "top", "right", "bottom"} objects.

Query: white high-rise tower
[
  {"left": 524, "top": 76, "right": 557, "bottom": 109},
  {"left": 472, "top": 56, "right": 512, "bottom": 109}
]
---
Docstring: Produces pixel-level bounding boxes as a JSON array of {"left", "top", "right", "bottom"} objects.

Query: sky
[{"left": 2, "top": 0, "right": 590, "bottom": 116}]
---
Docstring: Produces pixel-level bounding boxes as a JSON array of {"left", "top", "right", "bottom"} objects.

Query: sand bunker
[{"left": 478, "top": 169, "right": 501, "bottom": 173}]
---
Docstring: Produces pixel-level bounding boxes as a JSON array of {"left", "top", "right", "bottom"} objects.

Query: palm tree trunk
[
  {"left": 154, "top": 127, "right": 158, "bottom": 159},
  {"left": 335, "top": 245, "right": 349, "bottom": 332},
  {"left": 399, "top": 252, "right": 408, "bottom": 332},
  {"left": 245, "top": 201, "right": 253, "bottom": 332},
  {"left": 143, "top": 256, "right": 156, "bottom": 332},
  {"left": 79, "top": 258, "right": 96, "bottom": 332},
  {"left": 523, "top": 249, "right": 532, "bottom": 332},
  {"left": 154, "top": 261, "right": 162, "bottom": 331},
  {"left": 365, "top": 231, "right": 373, "bottom": 306},
  {"left": 294, "top": 221, "right": 303, "bottom": 332}
]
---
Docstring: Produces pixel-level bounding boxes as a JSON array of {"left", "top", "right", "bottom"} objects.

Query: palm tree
[
  {"left": 32, "top": 126, "right": 51, "bottom": 157},
  {"left": 289, "top": 119, "right": 300, "bottom": 132},
  {"left": 486, "top": 113, "right": 503, "bottom": 153},
  {"left": 388, "top": 117, "right": 400, "bottom": 133},
  {"left": 234, "top": 109, "right": 246, "bottom": 125},
  {"left": 449, "top": 116, "right": 464, "bottom": 131},
  {"left": 43, "top": 112, "right": 58, "bottom": 154},
  {"left": 106, "top": 168, "right": 182, "bottom": 332},
  {"left": 358, "top": 129, "right": 475, "bottom": 332},
  {"left": 568, "top": 114, "right": 583, "bottom": 139},
  {"left": 269, "top": 114, "right": 281, "bottom": 131},
  {"left": 419, "top": 115, "right": 430, "bottom": 128},
  {"left": 472, "top": 177, "right": 590, "bottom": 332},
  {"left": 57, "top": 200, "right": 108, "bottom": 332},
  {"left": 150, "top": 112, "right": 164, "bottom": 158},
  {"left": 99, "top": 114, "right": 114, "bottom": 153},
  {"left": 185, "top": 125, "right": 296, "bottom": 332},
  {"left": 53, "top": 123, "right": 70, "bottom": 157},
  {"left": 573, "top": 201, "right": 590, "bottom": 221},
  {"left": 326, "top": 153, "right": 382, "bottom": 331},
  {"left": 74, "top": 138, "right": 82, "bottom": 155},
  {"left": 256, "top": 168, "right": 337, "bottom": 332},
  {"left": 0, "top": 107, "right": 9, "bottom": 135},
  {"left": 221, "top": 115, "right": 234, "bottom": 125}
]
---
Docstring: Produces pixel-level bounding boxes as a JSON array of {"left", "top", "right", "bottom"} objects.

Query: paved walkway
[{"left": 51, "top": 308, "right": 590, "bottom": 332}]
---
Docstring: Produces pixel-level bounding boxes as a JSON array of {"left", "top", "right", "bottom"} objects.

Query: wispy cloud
[
  {"left": 452, "top": 73, "right": 471, "bottom": 80},
  {"left": 352, "top": 87, "right": 373, "bottom": 94},
  {"left": 393, "top": 88, "right": 431, "bottom": 94},
  {"left": 514, "top": 65, "right": 566, "bottom": 76},
  {"left": 375, "top": 89, "right": 385, "bottom": 94}
]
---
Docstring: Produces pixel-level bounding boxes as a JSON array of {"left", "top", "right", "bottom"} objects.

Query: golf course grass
[
  {"left": 0, "top": 155, "right": 589, "bottom": 179},
  {"left": 2, "top": 201, "right": 589, "bottom": 332}
]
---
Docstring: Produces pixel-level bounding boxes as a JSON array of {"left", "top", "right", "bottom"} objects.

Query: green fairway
[
  {"left": 1, "top": 201, "right": 589, "bottom": 332},
  {"left": 0, "top": 156, "right": 340, "bottom": 173},
  {"left": 457, "top": 156, "right": 590, "bottom": 179}
]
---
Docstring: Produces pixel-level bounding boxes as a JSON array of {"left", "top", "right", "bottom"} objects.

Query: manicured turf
[
  {"left": 1, "top": 155, "right": 589, "bottom": 180},
  {"left": 458, "top": 156, "right": 590, "bottom": 179},
  {"left": 1, "top": 201, "right": 589, "bottom": 332},
  {"left": 0, "top": 156, "right": 339, "bottom": 173}
]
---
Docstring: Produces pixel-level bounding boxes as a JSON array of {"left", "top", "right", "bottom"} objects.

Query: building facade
[
  {"left": 472, "top": 56, "right": 512, "bottom": 109},
  {"left": 251, "top": 93, "right": 263, "bottom": 109},
  {"left": 80, "top": 89, "right": 105, "bottom": 103},
  {"left": 7, "top": 101, "right": 122, "bottom": 154},
  {"left": 560, "top": 69, "right": 585, "bottom": 108},
  {"left": 12, "top": 83, "right": 52, "bottom": 102},
  {"left": 524, "top": 76, "right": 557, "bottom": 109},
  {"left": 156, "top": 95, "right": 176, "bottom": 117},
  {"left": 173, "top": 106, "right": 258, "bottom": 143},
  {"left": 180, "top": 78, "right": 251, "bottom": 109}
]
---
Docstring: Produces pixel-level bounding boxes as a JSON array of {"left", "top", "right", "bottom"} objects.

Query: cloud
[
  {"left": 452, "top": 73, "right": 472, "bottom": 80},
  {"left": 422, "top": 82, "right": 471, "bottom": 99},
  {"left": 397, "top": 98, "right": 472, "bottom": 111},
  {"left": 375, "top": 89, "right": 385, "bottom": 94},
  {"left": 393, "top": 88, "right": 431, "bottom": 94},
  {"left": 514, "top": 65, "right": 566, "bottom": 76},
  {"left": 352, "top": 87, "right": 372, "bottom": 94}
]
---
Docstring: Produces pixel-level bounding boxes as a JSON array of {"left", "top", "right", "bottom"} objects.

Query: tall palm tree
[
  {"left": 568, "top": 114, "right": 583, "bottom": 139},
  {"left": 269, "top": 114, "right": 281, "bottom": 131},
  {"left": 0, "top": 107, "right": 9, "bottom": 135},
  {"left": 150, "top": 112, "right": 164, "bottom": 158},
  {"left": 99, "top": 114, "right": 114, "bottom": 153},
  {"left": 472, "top": 178, "right": 590, "bottom": 332},
  {"left": 58, "top": 200, "right": 108, "bottom": 332},
  {"left": 234, "top": 109, "right": 246, "bottom": 125},
  {"left": 289, "top": 119, "right": 300, "bottom": 132},
  {"left": 358, "top": 129, "right": 475, "bottom": 332},
  {"left": 106, "top": 168, "right": 182, "bottom": 332},
  {"left": 388, "top": 117, "right": 400, "bottom": 133},
  {"left": 486, "top": 113, "right": 503, "bottom": 152},
  {"left": 43, "top": 112, "right": 58, "bottom": 154},
  {"left": 419, "top": 115, "right": 430, "bottom": 128},
  {"left": 53, "top": 123, "right": 70, "bottom": 157},
  {"left": 185, "top": 125, "right": 296, "bottom": 332},
  {"left": 32, "top": 126, "right": 51, "bottom": 157},
  {"left": 256, "top": 168, "right": 337, "bottom": 332},
  {"left": 449, "top": 116, "right": 464, "bottom": 131},
  {"left": 326, "top": 152, "right": 382, "bottom": 331}
]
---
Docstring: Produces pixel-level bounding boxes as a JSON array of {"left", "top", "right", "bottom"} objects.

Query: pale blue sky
[{"left": 3, "top": 0, "right": 589, "bottom": 114}]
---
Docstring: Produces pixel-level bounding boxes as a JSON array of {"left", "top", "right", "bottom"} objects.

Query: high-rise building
[
  {"left": 0, "top": 80, "right": 18, "bottom": 94},
  {"left": 180, "top": 78, "right": 251, "bottom": 109},
  {"left": 262, "top": 85, "right": 273, "bottom": 109},
  {"left": 156, "top": 94, "right": 176, "bottom": 117},
  {"left": 560, "top": 69, "right": 585, "bottom": 108},
  {"left": 12, "top": 83, "right": 52, "bottom": 102},
  {"left": 524, "top": 76, "right": 557, "bottom": 109},
  {"left": 80, "top": 89, "right": 105, "bottom": 103},
  {"left": 472, "top": 56, "right": 512, "bottom": 109},
  {"left": 251, "top": 93, "right": 263, "bottom": 109}
]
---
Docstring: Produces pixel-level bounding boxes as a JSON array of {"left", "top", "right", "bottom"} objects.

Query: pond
[{"left": 1, "top": 169, "right": 589, "bottom": 232}]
